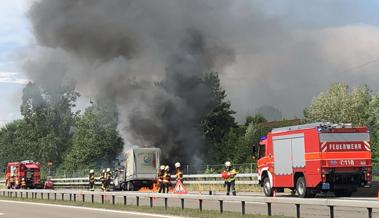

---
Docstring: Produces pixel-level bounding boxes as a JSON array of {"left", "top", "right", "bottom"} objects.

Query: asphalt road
[
  {"left": 0, "top": 200, "right": 186, "bottom": 218},
  {"left": 1, "top": 191, "right": 378, "bottom": 218}
]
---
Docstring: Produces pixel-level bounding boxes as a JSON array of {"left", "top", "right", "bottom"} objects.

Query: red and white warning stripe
[
  {"left": 363, "top": 141, "right": 371, "bottom": 151},
  {"left": 321, "top": 142, "right": 328, "bottom": 152}
]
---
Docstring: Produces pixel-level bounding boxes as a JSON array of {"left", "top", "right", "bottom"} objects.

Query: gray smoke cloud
[
  {"left": 23, "top": 0, "right": 379, "bottom": 163},
  {"left": 25, "top": 0, "right": 249, "bottom": 163}
]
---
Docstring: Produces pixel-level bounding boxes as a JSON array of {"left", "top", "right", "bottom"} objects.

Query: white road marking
[
  {"left": 0, "top": 200, "right": 188, "bottom": 218},
  {"left": 0, "top": 213, "right": 4, "bottom": 216}
]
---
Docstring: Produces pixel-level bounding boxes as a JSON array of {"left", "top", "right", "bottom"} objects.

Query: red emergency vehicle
[
  {"left": 5, "top": 161, "right": 42, "bottom": 189},
  {"left": 255, "top": 123, "right": 372, "bottom": 198}
]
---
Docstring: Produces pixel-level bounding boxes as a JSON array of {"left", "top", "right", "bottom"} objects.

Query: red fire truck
[
  {"left": 5, "top": 161, "right": 42, "bottom": 189},
  {"left": 255, "top": 123, "right": 372, "bottom": 198}
]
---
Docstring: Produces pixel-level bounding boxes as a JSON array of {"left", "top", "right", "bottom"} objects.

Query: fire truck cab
[
  {"left": 255, "top": 123, "right": 372, "bottom": 198},
  {"left": 5, "top": 161, "right": 41, "bottom": 189}
]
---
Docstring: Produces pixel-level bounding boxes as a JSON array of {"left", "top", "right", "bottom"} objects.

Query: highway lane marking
[
  {"left": 0, "top": 213, "right": 4, "bottom": 216},
  {"left": 0, "top": 200, "right": 189, "bottom": 218}
]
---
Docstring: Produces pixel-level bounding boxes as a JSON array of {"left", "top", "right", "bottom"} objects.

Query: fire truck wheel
[
  {"left": 263, "top": 177, "right": 273, "bottom": 197},
  {"left": 296, "top": 177, "right": 311, "bottom": 198}
]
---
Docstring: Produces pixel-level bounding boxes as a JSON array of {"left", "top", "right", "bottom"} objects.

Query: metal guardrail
[
  {"left": 0, "top": 189, "right": 377, "bottom": 218},
  {"left": 0, "top": 174, "right": 259, "bottom": 187},
  {"left": 49, "top": 173, "right": 259, "bottom": 187}
]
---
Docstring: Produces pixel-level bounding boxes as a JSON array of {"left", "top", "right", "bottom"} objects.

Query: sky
[
  {"left": 0, "top": 0, "right": 31, "bottom": 126},
  {"left": 2, "top": 0, "right": 379, "bottom": 126}
]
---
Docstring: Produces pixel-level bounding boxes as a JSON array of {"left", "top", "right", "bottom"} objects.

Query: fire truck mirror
[{"left": 251, "top": 145, "right": 257, "bottom": 159}]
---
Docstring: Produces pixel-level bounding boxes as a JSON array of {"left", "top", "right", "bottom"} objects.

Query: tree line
[{"left": 0, "top": 75, "right": 378, "bottom": 173}]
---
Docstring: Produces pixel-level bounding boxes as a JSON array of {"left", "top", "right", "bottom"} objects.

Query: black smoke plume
[{"left": 25, "top": 0, "right": 239, "bottom": 163}]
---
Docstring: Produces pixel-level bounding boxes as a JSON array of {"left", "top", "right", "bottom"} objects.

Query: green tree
[
  {"left": 62, "top": 101, "right": 123, "bottom": 170},
  {"left": 304, "top": 83, "right": 371, "bottom": 125},
  {"left": 368, "top": 95, "right": 379, "bottom": 161},
  {"left": 200, "top": 72, "right": 237, "bottom": 163},
  {"left": 19, "top": 82, "right": 79, "bottom": 166}
]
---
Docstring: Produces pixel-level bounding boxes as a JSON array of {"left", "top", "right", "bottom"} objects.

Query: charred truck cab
[{"left": 255, "top": 123, "right": 372, "bottom": 198}]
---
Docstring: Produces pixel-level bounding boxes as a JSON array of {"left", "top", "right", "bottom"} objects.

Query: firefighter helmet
[
  {"left": 225, "top": 161, "right": 232, "bottom": 167},
  {"left": 160, "top": 165, "right": 165, "bottom": 170},
  {"left": 106, "top": 168, "right": 111, "bottom": 172},
  {"left": 90, "top": 169, "right": 94, "bottom": 173},
  {"left": 102, "top": 169, "right": 105, "bottom": 173},
  {"left": 165, "top": 165, "right": 170, "bottom": 171},
  {"left": 175, "top": 162, "right": 181, "bottom": 168}
]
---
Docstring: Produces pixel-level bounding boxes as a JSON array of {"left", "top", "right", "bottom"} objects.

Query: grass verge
[{"left": 0, "top": 196, "right": 291, "bottom": 218}]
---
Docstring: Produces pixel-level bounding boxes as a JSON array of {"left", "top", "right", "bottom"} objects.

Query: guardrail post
[
  {"left": 41, "top": 193, "right": 43, "bottom": 199},
  {"left": 165, "top": 198, "right": 168, "bottom": 210},
  {"left": 10, "top": 191, "right": 12, "bottom": 198},
  {"left": 329, "top": 206, "right": 334, "bottom": 218},
  {"left": 101, "top": 194, "right": 104, "bottom": 204},
  {"left": 48, "top": 193, "right": 50, "bottom": 200},
  {"left": 267, "top": 202, "right": 272, "bottom": 216},
  {"left": 124, "top": 196, "right": 127, "bottom": 205},
  {"left": 199, "top": 199, "right": 203, "bottom": 211},
  {"left": 219, "top": 200, "right": 224, "bottom": 214},
  {"left": 181, "top": 199, "right": 184, "bottom": 210},
  {"left": 20, "top": 192, "right": 23, "bottom": 199},
  {"left": 54, "top": 193, "right": 56, "bottom": 200},
  {"left": 74, "top": 193, "right": 76, "bottom": 202},
  {"left": 368, "top": 208, "right": 372, "bottom": 218},
  {"left": 150, "top": 197, "right": 153, "bottom": 208},
  {"left": 61, "top": 193, "right": 64, "bottom": 201},
  {"left": 15, "top": 191, "right": 17, "bottom": 198},
  {"left": 241, "top": 201, "right": 246, "bottom": 215},
  {"left": 26, "top": 192, "right": 28, "bottom": 199},
  {"left": 82, "top": 194, "right": 85, "bottom": 202},
  {"left": 136, "top": 196, "right": 140, "bottom": 207},
  {"left": 69, "top": 193, "right": 72, "bottom": 201},
  {"left": 91, "top": 194, "right": 94, "bottom": 203},
  {"left": 112, "top": 195, "right": 115, "bottom": 205},
  {"left": 295, "top": 204, "right": 300, "bottom": 218}
]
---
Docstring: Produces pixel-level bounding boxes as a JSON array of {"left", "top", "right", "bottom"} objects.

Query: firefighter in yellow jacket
[
  {"left": 222, "top": 161, "right": 238, "bottom": 196},
  {"left": 158, "top": 165, "right": 166, "bottom": 193},
  {"left": 100, "top": 169, "right": 106, "bottom": 191},
  {"left": 89, "top": 169, "right": 95, "bottom": 191},
  {"left": 163, "top": 165, "right": 171, "bottom": 193},
  {"left": 174, "top": 162, "right": 184, "bottom": 184}
]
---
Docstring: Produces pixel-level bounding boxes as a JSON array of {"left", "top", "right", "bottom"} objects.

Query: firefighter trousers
[
  {"left": 89, "top": 181, "right": 95, "bottom": 190},
  {"left": 158, "top": 182, "right": 166, "bottom": 193},
  {"left": 226, "top": 181, "right": 236, "bottom": 196}
]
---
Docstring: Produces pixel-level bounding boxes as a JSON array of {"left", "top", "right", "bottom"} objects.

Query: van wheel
[
  {"left": 296, "top": 177, "right": 313, "bottom": 198},
  {"left": 334, "top": 189, "right": 353, "bottom": 197},
  {"left": 121, "top": 182, "right": 127, "bottom": 191},
  {"left": 263, "top": 177, "right": 273, "bottom": 197}
]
